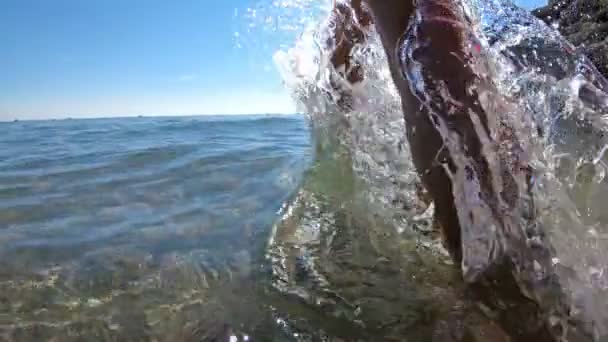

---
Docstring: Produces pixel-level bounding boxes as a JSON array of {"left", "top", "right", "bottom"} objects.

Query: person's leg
[
  {"left": 363, "top": 2, "right": 569, "bottom": 339},
  {"left": 327, "top": 0, "right": 374, "bottom": 109},
  {"left": 365, "top": 0, "right": 467, "bottom": 261},
  {"left": 360, "top": 0, "right": 415, "bottom": 97}
]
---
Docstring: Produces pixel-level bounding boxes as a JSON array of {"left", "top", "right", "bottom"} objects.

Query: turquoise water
[{"left": 0, "top": 115, "right": 313, "bottom": 340}]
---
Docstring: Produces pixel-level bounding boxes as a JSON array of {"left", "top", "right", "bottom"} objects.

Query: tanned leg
[
  {"left": 364, "top": 0, "right": 462, "bottom": 261},
  {"left": 327, "top": 0, "right": 374, "bottom": 109},
  {"left": 362, "top": 1, "right": 568, "bottom": 339}
]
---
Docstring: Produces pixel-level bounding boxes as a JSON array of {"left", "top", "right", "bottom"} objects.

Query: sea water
[{"left": 0, "top": 115, "right": 314, "bottom": 340}]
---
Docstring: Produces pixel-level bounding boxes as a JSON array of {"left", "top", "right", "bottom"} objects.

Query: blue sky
[{"left": 0, "top": 0, "right": 546, "bottom": 120}]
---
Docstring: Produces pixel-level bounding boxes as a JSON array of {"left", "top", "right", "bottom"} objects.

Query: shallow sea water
[{"left": 0, "top": 115, "right": 314, "bottom": 341}]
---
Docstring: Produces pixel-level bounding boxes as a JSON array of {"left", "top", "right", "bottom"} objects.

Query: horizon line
[{"left": 0, "top": 112, "right": 301, "bottom": 123}]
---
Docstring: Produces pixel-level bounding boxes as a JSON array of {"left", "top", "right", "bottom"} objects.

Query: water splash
[{"left": 254, "top": 0, "right": 608, "bottom": 339}]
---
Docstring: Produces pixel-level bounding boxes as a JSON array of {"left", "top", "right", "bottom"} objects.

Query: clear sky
[{"left": 0, "top": 0, "right": 546, "bottom": 120}]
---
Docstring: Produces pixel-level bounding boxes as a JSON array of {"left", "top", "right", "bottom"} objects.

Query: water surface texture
[
  {"left": 0, "top": 115, "right": 312, "bottom": 340},
  {"left": 4, "top": 0, "right": 608, "bottom": 340},
  {"left": 265, "top": 0, "right": 608, "bottom": 339}
]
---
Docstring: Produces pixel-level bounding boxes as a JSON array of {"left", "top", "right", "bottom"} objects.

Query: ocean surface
[
  {"left": 3, "top": 0, "right": 608, "bottom": 340},
  {"left": 0, "top": 115, "right": 491, "bottom": 341},
  {"left": 0, "top": 115, "right": 315, "bottom": 340}
]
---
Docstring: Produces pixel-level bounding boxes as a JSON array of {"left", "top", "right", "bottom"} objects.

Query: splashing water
[
  {"left": 468, "top": 1, "right": 608, "bottom": 338},
  {"left": 240, "top": 0, "right": 608, "bottom": 339}
]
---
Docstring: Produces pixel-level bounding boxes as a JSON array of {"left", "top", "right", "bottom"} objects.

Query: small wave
[{"left": 263, "top": 0, "right": 608, "bottom": 339}]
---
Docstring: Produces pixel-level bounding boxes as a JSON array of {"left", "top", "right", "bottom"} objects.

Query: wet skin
[
  {"left": 328, "top": 0, "right": 583, "bottom": 340},
  {"left": 363, "top": 0, "right": 537, "bottom": 272},
  {"left": 329, "top": 0, "right": 467, "bottom": 260}
]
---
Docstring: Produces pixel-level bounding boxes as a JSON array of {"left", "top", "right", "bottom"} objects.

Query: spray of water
[{"left": 239, "top": 0, "right": 608, "bottom": 339}]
